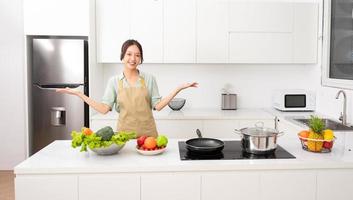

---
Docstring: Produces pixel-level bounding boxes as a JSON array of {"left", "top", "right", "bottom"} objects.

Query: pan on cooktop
[{"left": 178, "top": 141, "right": 295, "bottom": 160}]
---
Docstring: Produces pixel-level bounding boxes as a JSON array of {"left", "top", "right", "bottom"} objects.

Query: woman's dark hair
[{"left": 120, "top": 39, "right": 144, "bottom": 64}]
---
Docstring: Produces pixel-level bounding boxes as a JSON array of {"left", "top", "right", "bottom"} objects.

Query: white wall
[
  {"left": 0, "top": 0, "right": 27, "bottom": 169},
  {"left": 102, "top": 63, "right": 322, "bottom": 110}
]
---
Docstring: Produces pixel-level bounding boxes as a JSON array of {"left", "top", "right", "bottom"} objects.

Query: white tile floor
[{"left": 0, "top": 171, "right": 14, "bottom": 200}]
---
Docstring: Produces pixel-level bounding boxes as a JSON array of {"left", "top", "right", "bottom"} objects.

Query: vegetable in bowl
[{"left": 71, "top": 126, "right": 136, "bottom": 153}]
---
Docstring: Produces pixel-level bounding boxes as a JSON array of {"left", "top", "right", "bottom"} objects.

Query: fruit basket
[{"left": 298, "top": 133, "right": 336, "bottom": 153}]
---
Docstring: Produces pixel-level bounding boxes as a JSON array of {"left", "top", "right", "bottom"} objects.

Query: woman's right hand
[{"left": 56, "top": 87, "right": 82, "bottom": 96}]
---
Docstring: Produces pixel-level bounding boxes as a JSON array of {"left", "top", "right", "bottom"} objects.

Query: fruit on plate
[
  {"left": 136, "top": 135, "right": 169, "bottom": 150},
  {"left": 96, "top": 126, "right": 114, "bottom": 141},
  {"left": 307, "top": 116, "right": 324, "bottom": 152},
  {"left": 143, "top": 137, "right": 157, "bottom": 149},
  {"left": 137, "top": 135, "right": 147, "bottom": 147},
  {"left": 156, "top": 135, "right": 168, "bottom": 147}
]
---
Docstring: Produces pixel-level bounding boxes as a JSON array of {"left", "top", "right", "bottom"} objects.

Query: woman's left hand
[{"left": 178, "top": 82, "right": 198, "bottom": 90}]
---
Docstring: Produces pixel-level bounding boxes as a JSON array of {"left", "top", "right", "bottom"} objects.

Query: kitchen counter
[
  {"left": 15, "top": 138, "right": 353, "bottom": 175},
  {"left": 91, "top": 108, "right": 275, "bottom": 120}
]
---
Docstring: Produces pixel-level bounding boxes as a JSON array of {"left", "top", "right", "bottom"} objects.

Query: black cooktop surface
[{"left": 179, "top": 141, "right": 295, "bottom": 160}]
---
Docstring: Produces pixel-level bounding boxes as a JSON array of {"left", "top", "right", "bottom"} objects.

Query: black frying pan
[{"left": 185, "top": 129, "right": 224, "bottom": 154}]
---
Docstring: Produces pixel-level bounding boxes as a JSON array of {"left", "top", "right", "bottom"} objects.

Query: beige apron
[{"left": 117, "top": 77, "right": 158, "bottom": 137}]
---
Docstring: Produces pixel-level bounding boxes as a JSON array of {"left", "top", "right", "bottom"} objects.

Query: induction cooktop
[{"left": 178, "top": 141, "right": 295, "bottom": 160}]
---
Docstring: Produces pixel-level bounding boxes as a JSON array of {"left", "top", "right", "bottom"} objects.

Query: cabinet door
[
  {"left": 317, "top": 169, "right": 353, "bottom": 200},
  {"left": 79, "top": 174, "right": 140, "bottom": 200},
  {"left": 15, "top": 175, "right": 78, "bottom": 200},
  {"left": 130, "top": 0, "right": 163, "bottom": 63},
  {"left": 196, "top": 0, "right": 228, "bottom": 63},
  {"left": 292, "top": 2, "right": 318, "bottom": 63},
  {"left": 155, "top": 119, "right": 203, "bottom": 138},
  {"left": 260, "top": 170, "right": 316, "bottom": 200},
  {"left": 24, "top": 0, "right": 89, "bottom": 36},
  {"left": 141, "top": 173, "right": 200, "bottom": 200},
  {"left": 202, "top": 172, "right": 260, "bottom": 200},
  {"left": 202, "top": 120, "right": 239, "bottom": 139},
  {"left": 96, "top": 0, "right": 130, "bottom": 62},
  {"left": 164, "top": 0, "right": 196, "bottom": 63}
]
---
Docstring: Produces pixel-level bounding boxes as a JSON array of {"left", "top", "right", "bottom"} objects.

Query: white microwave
[{"left": 272, "top": 90, "right": 316, "bottom": 111}]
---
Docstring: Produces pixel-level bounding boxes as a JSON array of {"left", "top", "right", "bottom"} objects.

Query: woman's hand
[
  {"left": 178, "top": 82, "right": 198, "bottom": 90},
  {"left": 56, "top": 87, "right": 82, "bottom": 96}
]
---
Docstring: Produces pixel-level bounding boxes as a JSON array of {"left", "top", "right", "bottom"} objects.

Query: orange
[
  {"left": 299, "top": 130, "right": 310, "bottom": 138},
  {"left": 143, "top": 137, "right": 157, "bottom": 149},
  {"left": 83, "top": 127, "right": 93, "bottom": 136}
]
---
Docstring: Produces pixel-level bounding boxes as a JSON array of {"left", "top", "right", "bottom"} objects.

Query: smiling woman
[{"left": 57, "top": 39, "right": 198, "bottom": 137}]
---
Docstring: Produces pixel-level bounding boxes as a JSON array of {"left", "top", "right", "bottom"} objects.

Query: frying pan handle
[{"left": 196, "top": 129, "right": 203, "bottom": 138}]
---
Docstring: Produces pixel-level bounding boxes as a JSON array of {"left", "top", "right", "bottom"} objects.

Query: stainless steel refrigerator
[{"left": 29, "top": 36, "right": 89, "bottom": 155}]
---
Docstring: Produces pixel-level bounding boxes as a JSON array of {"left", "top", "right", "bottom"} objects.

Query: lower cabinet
[
  {"left": 79, "top": 174, "right": 140, "bottom": 200},
  {"left": 141, "top": 173, "right": 201, "bottom": 200},
  {"left": 202, "top": 172, "right": 260, "bottom": 200},
  {"left": 260, "top": 170, "right": 316, "bottom": 200},
  {"left": 317, "top": 169, "right": 353, "bottom": 200},
  {"left": 15, "top": 175, "right": 78, "bottom": 200}
]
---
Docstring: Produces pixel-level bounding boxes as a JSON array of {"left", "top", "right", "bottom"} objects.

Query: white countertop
[
  {"left": 15, "top": 137, "right": 353, "bottom": 175},
  {"left": 91, "top": 108, "right": 275, "bottom": 120}
]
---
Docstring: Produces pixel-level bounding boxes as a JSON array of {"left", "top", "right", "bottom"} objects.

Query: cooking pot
[
  {"left": 185, "top": 129, "right": 224, "bottom": 154},
  {"left": 234, "top": 122, "right": 284, "bottom": 155}
]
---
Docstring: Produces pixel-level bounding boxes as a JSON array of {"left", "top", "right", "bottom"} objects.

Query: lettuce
[{"left": 71, "top": 130, "right": 136, "bottom": 152}]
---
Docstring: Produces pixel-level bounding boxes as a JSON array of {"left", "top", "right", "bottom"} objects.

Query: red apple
[
  {"left": 137, "top": 135, "right": 147, "bottom": 147},
  {"left": 323, "top": 141, "right": 333, "bottom": 149}
]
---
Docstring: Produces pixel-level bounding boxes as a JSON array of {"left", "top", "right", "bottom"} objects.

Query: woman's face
[{"left": 123, "top": 45, "right": 141, "bottom": 70}]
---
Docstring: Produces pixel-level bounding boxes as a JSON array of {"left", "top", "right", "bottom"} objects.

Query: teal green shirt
[{"left": 101, "top": 71, "right": 162, "bottom": 112}]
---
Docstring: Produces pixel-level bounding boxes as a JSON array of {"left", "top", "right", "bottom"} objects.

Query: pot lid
[{"left": 239, "top": 122, "right": 280, "bottom": 137}]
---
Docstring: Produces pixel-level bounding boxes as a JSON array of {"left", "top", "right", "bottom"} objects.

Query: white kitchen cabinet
[
  {"left": 202, "top": 120, "right": 239, "bottom": 139},
  {"left": 260, "top": 170, "right": 316, "bottom": 200},
  {"left": 141, "top": 173, "right": 200, "bottom": 200},
  {"left": 163, "top": 0, "right": 196, "bottom": 63},
  {"left": 228, "top": 0, "right": 318, "bottom": 63},
  {"left": 15, "top": 175, "right": 78, "bottom": 200},
  {"left": 130, "top": 0, "right": 163, "bottom": 63},
  {"left": 24, "top": 0, "right": 89, "bottom": 36},
  {"left": 79, "top": 174, "right": 140, "bottom": 200},
  {"left": 96, "top": 0, "right": 130, "bottom": 63},
  {"left": 155, "top": 119, "right": 203, "bottom": 138},
  {"left": 317, "top": 169, "right": 353, "bottom": 200},
  {"left": 196, "top": 0, "right": 228, "bottom": 63},
  {"left": 202, "top": 172, "right": 260, "bottom": 200},
  {"left": 96, "top": 0, "right": 163, "bottom": 63}
]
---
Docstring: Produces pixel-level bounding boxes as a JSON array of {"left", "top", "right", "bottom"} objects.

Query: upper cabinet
[
  {"left": 196, "top": 0, "right": 228, "bottom": 63},
  {"left": 96, "top": 0, "right": 319, "bottom": 64},
  {"left": 164, "top": 0, "right": 196, "bottom": 63},
  {"left": 23, "top": 0, "right": 89, "bottom": 36},
  {"left": 96, "top": 0, "right": 163, "bottom": 63},
  {"left": 228, "top": 0, "right": 318, "bottom": 63}
]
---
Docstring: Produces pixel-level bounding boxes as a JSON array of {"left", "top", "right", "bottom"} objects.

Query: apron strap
[{"left": 118, "top": 79, "right": 123, "bottom": 92}]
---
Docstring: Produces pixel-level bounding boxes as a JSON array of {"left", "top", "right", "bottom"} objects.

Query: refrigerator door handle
[{"left": 35, "top": 83, "right": 83, "bottom": 90}]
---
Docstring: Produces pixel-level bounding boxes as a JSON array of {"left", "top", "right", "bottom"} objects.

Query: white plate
[{"left": 136, "top": 146, "right": 166, "bottom": 156}]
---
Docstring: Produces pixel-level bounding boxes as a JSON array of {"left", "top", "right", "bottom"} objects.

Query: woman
[{"left": 57, "top": 39, "right": 198, "bottom": 137}]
